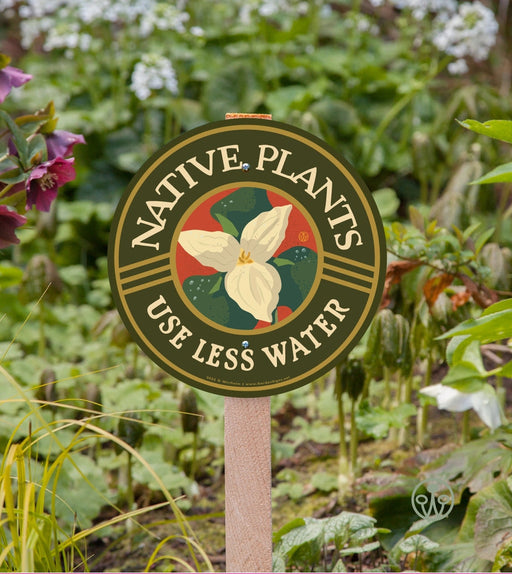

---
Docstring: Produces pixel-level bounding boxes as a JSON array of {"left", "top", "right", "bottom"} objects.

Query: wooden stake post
[
  {"left": 224, "top": 396, "right": 272, "bottom": 572},
  {"left": 224, "top": 112, "right": 273, "bottom": 574}
]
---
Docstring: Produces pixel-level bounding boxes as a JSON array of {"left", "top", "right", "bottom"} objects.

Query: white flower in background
[
  {"left": 130, "top": 54, "right": 178, "bottom": 100},
  {"left": 139, "top": 1, "right": 190, "bottom": 37},
  {"left": 447, "top": 58, "right": 469, "bottom": 75},
  {"left": 190, "top": 26, "right": 205, "bottom": 37},
  {"left": 384, "top": 0, "right": 457, "bottom": 19},
  {"left": 432, "top": 1, "right": 498, "bottom": 62},
  {"left": 179, "top": 205, "right": 292, "bottom": 322},
  {"left": 421, "top": 383, "right": 505, "bottom": 431}
]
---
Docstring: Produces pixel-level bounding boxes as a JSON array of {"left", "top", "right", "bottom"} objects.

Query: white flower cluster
[
  {"left": 12, "top": 0, "right": 192, "bottom": 51},
  {"left": 130, "top": 53, "right": 179, "bottom": 101},
  {"left": 238, "top": 0, "right": 325, "bottom": 23},
  {"left": 368, "top": 0, "right": 498, "bottom": 75},
  {"left": 432, "top": 2, "right": 498, "bottom": 63},
  {"left": 139, "top": 2, "right": 190, "bottom": 37}
]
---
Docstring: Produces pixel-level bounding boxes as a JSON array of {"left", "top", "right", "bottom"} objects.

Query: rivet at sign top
[
  {"left": 242, "top": 162, "right": 250, "bottom": 172},
  {"left": 242, "top": 340, "right": 249, "bottom": 349}
]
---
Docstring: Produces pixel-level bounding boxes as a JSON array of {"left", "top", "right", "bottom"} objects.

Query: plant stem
[
  {"left": 190, "top": 431, "right": 198, "bottom": 480},
  {"left": 496, "top": 375, "right": 505, "bottom": 410},
  {"left": 494, "top": 183, "right": 511, "bottom": 243},
  {"left": 38, "top": 301, "right": 46, "bottom": 359},
  {"left": 127, "top": 451, "right": 134, "bottom": 510},
  {"left": 461, "top": 411, "right": 470, "bottom": 444},
  {"left": 383, "top": 367, "right": 391, "bottom": 409},
  {"left": 336, "top": 365, "right": 350, "bottom": 496},
  {"left": 350, "top": 399, "right": 358, "bottom": 476},
  {"left": 420, "top": 351, "right": 434, "bottom": 447}
]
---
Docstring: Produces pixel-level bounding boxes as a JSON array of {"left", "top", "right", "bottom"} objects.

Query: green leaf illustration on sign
[
  {"left": 272, "top": 247, "right": 318, "bottom": 312},
  {"left": 211, "top": 187, "right": 272, "bottom": 236},
  {"left": 182, "top": 273, "right": 259, "bottom": 329}
]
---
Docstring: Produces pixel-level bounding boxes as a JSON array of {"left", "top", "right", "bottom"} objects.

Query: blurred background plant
[{"left": 1, "top": 0, "right": 512, "bottom": 571}]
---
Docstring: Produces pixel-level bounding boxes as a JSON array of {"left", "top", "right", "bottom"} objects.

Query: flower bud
[
  {"left": 180, "top": 389, "right": 200, "bottom": 434},
  {"left": 19, "top": 254, "right": 63, "bottom": 303},
  {"left": 480, "top": 243, "right": 511, "bottom": 290},
  {"left": 338, "top": 358, "right": 366, "bottom": 402}
]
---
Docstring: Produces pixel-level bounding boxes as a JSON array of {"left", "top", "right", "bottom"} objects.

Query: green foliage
[
  {"left": 273, "top": 511, "right": 386, "bottom": 572},
  {"left": 0, "top": 376, "right": 212, "bottom": 573},
  {"left": 356, "top": 403, "right": 417, "bottom": 440}
]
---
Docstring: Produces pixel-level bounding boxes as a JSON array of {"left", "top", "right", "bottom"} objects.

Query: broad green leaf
[
  {"left": 462, "top": 221, "right": 483, "bottom": 242},
  {"left": 339, "top": 541, "right": 381, "bottom": 556},
  {"left": 273, "top": 518, "right": 306, "bottom": 544},
  {"left": 27, "top": 133, "right": 48, "bottom": 164},
  {"left": 398, "top": 534, "right": 439, "bottom": 554},
  {"left": 446, "top": 339, "right": 485, "bottom": 374},
  {"left": 275, "top": 517, "right": 324, "bottom": 556},
  {"left": 445, "top": 335, "right": 471, "bottom": 366},
  {"left": 331, "top": 558, "right": 347, "bottom": 572},
  {"left": 272, "top": 554, "right": 287, "bottom": 573},
  {"left": 311, "top": 471, "right": 338, "bottom": 493},
  {"left": 440, "top": 363, "right": 485, "bottom": 393},
  {"left": 424, "top": 430, "right": 512, "bottom": 503},
  {"left": 373, "top": 188, "right": 400, "bottom": 219},
  {"left": 499, "top": 360, "right": 512, "bottom": 378},
  {"left": 0, "top": 167, "right": 25, "bottom": 185},
  {"left": 310, "top": 98, "right": 359, "bottom": 139},
  {"left": 481, "top": 298, "right": 512, "bottom": 316},
  {"left": 459, "top": 479, "right": 512, "bottom": 563},
  {"left": 474, "top": 226, "right": 495, "bottom": 255},
  {"left": 458, "top": 119, "right": 512, "bottom": 144},
  {"left": 203, "top": 62, "right": 263, "bottom": 120},
  {"left": 356, "top": 403, "right": 416, "bottom": 439},
  {"left": 471, "top": 162, "right": 512, "bottom": 185},
  {"left": 323, "top": 512, "right": 377, "bottom": 548},
  {"left": 438, "top": 303, "right": 512, "bottom": 343},
  {"left": 266, "top": 85, "right": 310, "bottom": 121},
  {"left": 0, "top": 110, "right": 29, "bottom": 167}
]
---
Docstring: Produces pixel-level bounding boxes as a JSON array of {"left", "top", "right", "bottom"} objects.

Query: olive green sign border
[{"left": 108, "top": 119, "right": 386, "bottom": 397}]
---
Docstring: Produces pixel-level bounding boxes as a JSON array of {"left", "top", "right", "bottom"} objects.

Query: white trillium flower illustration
[
  {"left": 421, "top": 383, "right": 504, "bottom": 431},
  {"left": 178, "top": 205, "right": 292, "bottom": 323}
]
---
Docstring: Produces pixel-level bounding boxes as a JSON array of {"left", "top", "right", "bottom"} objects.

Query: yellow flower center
[
  {"left": 237, "top": 249, "right": 254, "bottom": 265},
  {"left": 39, "top": 172, "right": 58, "bottom": 191}
]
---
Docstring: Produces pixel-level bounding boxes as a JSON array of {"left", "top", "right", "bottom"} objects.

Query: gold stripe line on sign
[
  {"left": 323, "top": 262, "right": 374, "bottom": 284},
  {"left": 119, "top": 252, "right": 170, "bottom": 274},
  {"left": 123, "top": 275, "right": 172, "bottom": 296},
  {"left": 324, "top": 251, "right": 375, "bottom": 273},
  {"left": 322, "top": 273, "right": 372, "bottom": 294},
  {"left": 120, "top": 264, "right": 171, "bottom": 286}
]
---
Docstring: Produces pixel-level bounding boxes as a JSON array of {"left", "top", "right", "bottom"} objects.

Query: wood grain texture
[{"left": 224, "top": 396, "right": 272, "bottom": 573}]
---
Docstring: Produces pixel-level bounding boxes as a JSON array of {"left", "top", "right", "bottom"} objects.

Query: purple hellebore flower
[
  {"left": 45, "top": 129, "right": 86, "bottom": 160},
  {"left": 0, "top": 205, "right": 27, "bottom": 248},
  {"left": 26, "top": 157, "right": 75, "bottom": 212},
  {"left": 0, "top": 66, "right": 32, "bottom": 103}
]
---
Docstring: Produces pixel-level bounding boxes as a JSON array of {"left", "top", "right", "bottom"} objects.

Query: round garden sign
[{"left": 108, "top": 119, "right": 386, "bottom": 396}]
